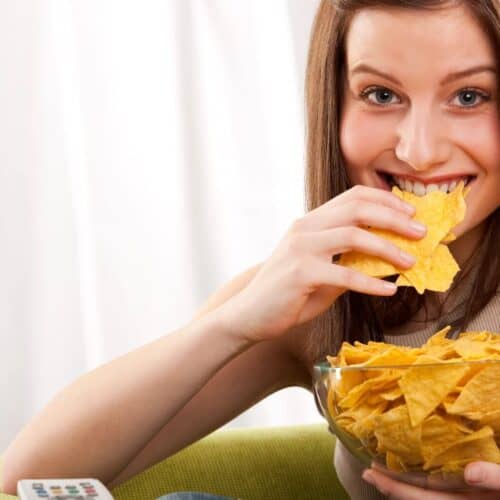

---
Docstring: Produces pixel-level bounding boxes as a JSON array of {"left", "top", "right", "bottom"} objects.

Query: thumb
[{"left": 464, "top": 462, "right": 500, "bottom": 490}]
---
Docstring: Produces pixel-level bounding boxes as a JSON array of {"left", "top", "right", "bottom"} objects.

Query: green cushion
[{"left": 1, "top": 423, "right": 348, "bottom": 500}]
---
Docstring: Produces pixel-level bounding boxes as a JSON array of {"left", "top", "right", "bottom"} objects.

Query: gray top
[{"left": 333, "top": 272, "right": 500, "bottom": 499}]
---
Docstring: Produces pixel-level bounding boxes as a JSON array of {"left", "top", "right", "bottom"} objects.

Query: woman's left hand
[{"left": 362, "top": 462, "right": 500, "bottom": 499}]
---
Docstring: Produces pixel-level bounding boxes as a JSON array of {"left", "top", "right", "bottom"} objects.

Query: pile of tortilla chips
[
  {"left": 338, "top": 181, "right": 468, "bottom": 294},
  {"left": 326, "top": 326, "right": 500, "bottom": 474}
]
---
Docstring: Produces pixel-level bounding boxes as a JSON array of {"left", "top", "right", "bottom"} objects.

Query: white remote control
[{"left": 17, "top": 478, "right": 114, "bottom": 499}]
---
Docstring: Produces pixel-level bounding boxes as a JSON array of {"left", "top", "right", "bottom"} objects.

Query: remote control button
[
  {"left": 52, "top": 496, "right": 84, "bottom": 499},
  {"left": 33, "top": 483, "right": 44, "bottom": 488}
]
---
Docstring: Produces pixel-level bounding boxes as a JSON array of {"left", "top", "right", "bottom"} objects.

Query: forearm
[{"left": 2, "top": 307, "right": 250, "bottom": 492}]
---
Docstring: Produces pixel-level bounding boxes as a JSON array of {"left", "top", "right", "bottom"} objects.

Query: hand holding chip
[
  {"left": 220, "top": 185, "right": 426, "bottom": 343},
  {"left": 363, "top": 462, "right": 500, "bottom": 499},
  {"left": 339, "top": 181, "right": 468, "bottom": 294}
]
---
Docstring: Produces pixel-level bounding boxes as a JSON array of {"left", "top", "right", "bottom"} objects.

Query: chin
[
  {"left": 449, "top": 221, "right": 468, "bottom": 240},
  {"left": 448, "top": 217, "right": 488, "bottom": 256}
]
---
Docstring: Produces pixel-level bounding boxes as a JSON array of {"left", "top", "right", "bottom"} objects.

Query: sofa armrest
[{"left": 1, "top": 423, "right": 347, "bottom": 500}]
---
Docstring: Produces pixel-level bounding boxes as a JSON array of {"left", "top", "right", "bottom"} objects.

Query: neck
[{"left": 449, "top": 220, "right": 487, "bottom": 268}]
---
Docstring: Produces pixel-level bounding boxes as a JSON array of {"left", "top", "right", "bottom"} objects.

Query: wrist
[{"left": 189, "top": 297, "right": 256, "bottom": 355}]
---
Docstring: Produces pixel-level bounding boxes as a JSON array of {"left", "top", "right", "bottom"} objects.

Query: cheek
[
  {"left": 340, "top": 106, "right": 390, "bottom": 182},
  {"left": 453, "top": 113, "right": 500, "bottom": 232},
  {"left": 452, "top": 113, "right": 500, "bottom": 179}
]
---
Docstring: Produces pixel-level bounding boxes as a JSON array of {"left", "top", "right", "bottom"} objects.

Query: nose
[{"left": 394, "top": 104, "right": 451, "bottom": 172}]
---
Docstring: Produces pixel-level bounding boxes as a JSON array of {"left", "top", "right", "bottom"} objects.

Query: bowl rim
[{"left": 313, "top": 358, "right": 500, "bottom": 371}]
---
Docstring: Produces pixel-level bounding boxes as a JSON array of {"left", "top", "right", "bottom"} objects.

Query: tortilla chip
[{"left": 338, "top": 182, "right": 466, "bottom": 294}]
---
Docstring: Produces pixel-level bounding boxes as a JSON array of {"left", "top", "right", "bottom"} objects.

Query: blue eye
[
  {"left": 360, "top": 87, "right": 399, "bottom": 106},
  {"left": 359, "top": 86, "right": 491, "bottom": 109},
  {"left": 454, "top": 88, "right": 490, "bottom": 107}
]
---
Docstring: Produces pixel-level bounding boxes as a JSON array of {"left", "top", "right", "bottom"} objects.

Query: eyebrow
[{"left": 349, "top": 63, "right": 497, "bottom": 86}]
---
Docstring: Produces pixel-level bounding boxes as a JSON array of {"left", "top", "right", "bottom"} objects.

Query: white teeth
[
  {"left": 391, "top": 175, "right": 470, "bottom": 196},
  {"left": 426, "top": 183, "right": 439, "bottom": 194},
  {"left": 413, "top": 181, "right": 425, "bottom": 196}
]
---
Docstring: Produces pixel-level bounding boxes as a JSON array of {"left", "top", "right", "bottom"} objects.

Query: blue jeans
[{"left": 156, "top": 493, "right": 238, "bottom": 500}]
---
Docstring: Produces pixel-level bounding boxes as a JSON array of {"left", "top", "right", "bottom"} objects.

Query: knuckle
[
  {"left": 284, "top": 232, "right": 305, "bottom": 256},
  {"left": 335, "top": 264, "right": 353, "bottom": 284},
  {"left": 380, "top": 241, "right": 396, "bottom": 260},
  {"left": 390, "top": 242, "right": 403, "bottom": 258},
  {"left": 289, "top": 217, "right": 304, "bottom": 233},
  {"left": 289, "top": 256, "right": 310, "bottom": 284},
  {"left": 345, "top": 226, "right": 362, "bottom": 247},
  {"left": 351, "top": 184, "right": 364, "bottom": 195},
  {"left": 350, "top": 271, "right": 368, "bottom": 289},
  {"left": 352, "top": 202, "right": 369, "bottom": 224}
]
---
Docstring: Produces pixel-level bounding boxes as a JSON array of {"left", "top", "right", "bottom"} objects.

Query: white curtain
[{"left": 1, "top": 0, "right": 322, "bottom": 453}]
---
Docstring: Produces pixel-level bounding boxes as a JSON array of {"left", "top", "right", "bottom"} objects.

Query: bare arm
[
  {"left": 1, "top": 263, "right": 309, "bottom": 494},
  {"left": 107, "top": 262, "right": 310, "bottom": 488}
]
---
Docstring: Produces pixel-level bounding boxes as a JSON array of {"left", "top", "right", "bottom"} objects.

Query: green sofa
[{"left": 0, "top": 423, "right": 348, "bottom": 500}]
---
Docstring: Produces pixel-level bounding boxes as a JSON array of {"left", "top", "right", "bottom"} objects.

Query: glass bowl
[{"left": 313, "top": 359, "right": 500, "bottom": 491}]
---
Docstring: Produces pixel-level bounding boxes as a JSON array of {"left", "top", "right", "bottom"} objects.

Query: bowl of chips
[{"left": 313, "top": 327, "right": 500, "bottom": 491}]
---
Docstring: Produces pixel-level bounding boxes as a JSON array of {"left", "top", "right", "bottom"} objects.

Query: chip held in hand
[{"left": 338, "top": 181, "right": 467, "bottom": 294}]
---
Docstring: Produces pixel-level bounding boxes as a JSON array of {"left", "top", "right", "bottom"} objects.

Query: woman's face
[{"left": 340, "top": 4, "right": 499, "bottom": 253}]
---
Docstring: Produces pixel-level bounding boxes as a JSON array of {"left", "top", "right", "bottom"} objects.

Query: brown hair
[{"left": 304, "top": 0, "right": 500, "bottom": 362}]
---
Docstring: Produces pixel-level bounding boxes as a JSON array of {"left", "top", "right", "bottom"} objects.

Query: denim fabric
[{"left": 156, "top": 492, "right": 238, "bottom": 500}]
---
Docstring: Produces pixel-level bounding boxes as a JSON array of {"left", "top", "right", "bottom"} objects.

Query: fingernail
[
  {"left": 409, "top": 220, "right": 426, "bottom": 234},
  {"left": 465, "top": 464, "right": 484, "bottom": 483},
  {"left": 362, "top": 470, "right": 375, "bottom": 485},
  {"left": 382, "top": 282, "right": 397, "bottom": 293}
]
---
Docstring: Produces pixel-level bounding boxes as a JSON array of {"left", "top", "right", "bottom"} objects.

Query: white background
[{"left": 0, "top": 0, "right": 323, "bottom": 453}]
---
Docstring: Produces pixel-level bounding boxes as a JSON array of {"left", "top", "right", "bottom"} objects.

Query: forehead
[{"left": 345, "top": 5, "right": 497, "bottom": 76}]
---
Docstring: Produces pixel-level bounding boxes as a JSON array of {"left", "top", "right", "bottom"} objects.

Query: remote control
[{"left": 17, "top": 478, "right": 114, "bottom": 499}]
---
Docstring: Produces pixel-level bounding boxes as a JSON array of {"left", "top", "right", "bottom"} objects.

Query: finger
[
  {"left": 307, "top": 259, "right": 398, "bottom": 297},
  {"left": 306, "top": 226, "right": 416, "bottom": 270},
  {"left": 300, "top": 199, "right": 427, "bottom": 237},
  {"left": 465, "top": 462, "right": 500, "bottom": 490},
  {"left": 319, "top": 184, "right": 415, "bottom": 215},
  {"left": 363, "top": 469, "right": 476, "bottom": 500}
]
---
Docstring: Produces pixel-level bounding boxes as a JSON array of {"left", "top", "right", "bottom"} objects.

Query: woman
[{"left": 2, "top": 1, "right": 499, "bottom": 499}]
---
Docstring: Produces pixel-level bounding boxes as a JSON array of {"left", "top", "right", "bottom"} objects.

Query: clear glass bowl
[{"left": 313, "top": 359, "right": 500, "bottom": 491}]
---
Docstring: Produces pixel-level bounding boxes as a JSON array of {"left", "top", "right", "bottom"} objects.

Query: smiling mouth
[{"left": 377, "top": 172, "right": 476, "bottom": 196}]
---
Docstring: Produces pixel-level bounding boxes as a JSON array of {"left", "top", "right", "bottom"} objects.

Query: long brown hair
[{"left": 304, "top": 0, "right": 500, "bottom": 362}]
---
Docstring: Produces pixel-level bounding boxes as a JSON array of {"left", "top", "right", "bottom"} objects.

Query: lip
[{"left": 376, "top": 170, "right": 477, "bottom": 186}]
